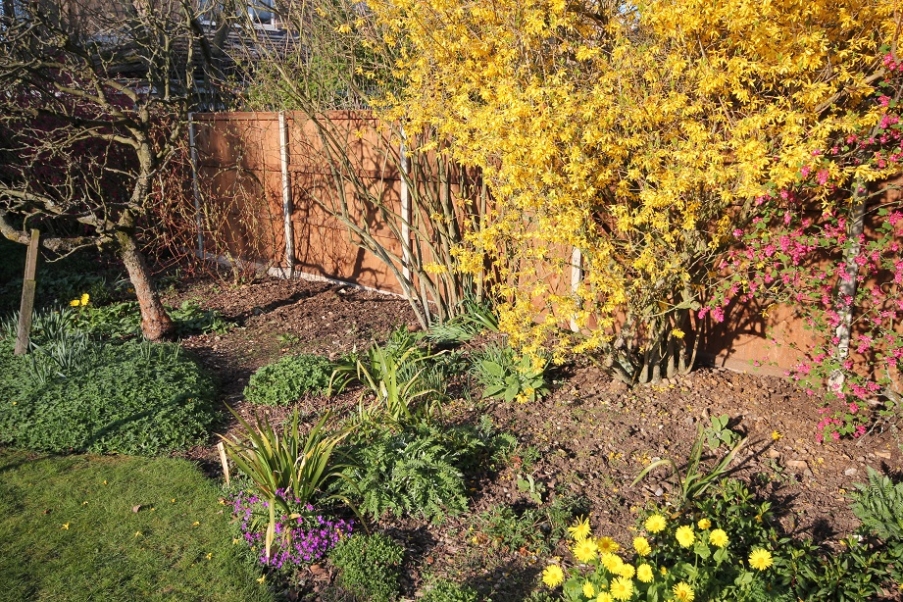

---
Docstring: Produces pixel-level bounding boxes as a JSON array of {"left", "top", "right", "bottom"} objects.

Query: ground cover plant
[
  {"left": 0, "top": 450, "right": 272, "bottom": 602},
  {"left": 244, "top": 353, "right": 335, "bottom": 405}
]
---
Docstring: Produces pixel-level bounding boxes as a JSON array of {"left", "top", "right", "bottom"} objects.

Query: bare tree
[{"left": 0, "top": 0, "right": 230, "bottom": 339}]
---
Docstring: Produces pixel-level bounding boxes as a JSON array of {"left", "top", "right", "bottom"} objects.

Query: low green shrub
[
  {"left": 471, "top": 495, "right": 583, "bottom": 557},
  {"left": 67, "top": 299, "right": 231, "bottom": 339},
  {"left": 0, "top": 338, "right": 217, "bottom": 455},
  {"left": 244, "top": 353, "right": 334, "bottom": 405},
  {"left": 329, "top": 532, "right": 404, "bottom": 602},
  {"left": 471, "top": 342, "right": 550, "bottom": 403},
  {"left": 421, "top": 579, "right": 481, "bottom": 602}
]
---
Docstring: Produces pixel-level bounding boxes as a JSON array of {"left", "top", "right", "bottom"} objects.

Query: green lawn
[{"left": 0, "top": 451, "right": 273, "bottom": 602}]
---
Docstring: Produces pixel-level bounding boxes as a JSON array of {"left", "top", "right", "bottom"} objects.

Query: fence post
[
  {"left": 279, "top": 111, "right": 295, "bottom": 279},
  {"left": 14, "top": 229, "right": 40, "bottom": 355},
  {"left": 569, "top": 247, "right": 583, "bottom": 333},
  {"left": 188, "top": 112, "right": 205, "bottom": 258},
  {"left": 399, "top": 127, "right": 411, "bottom": 284}
]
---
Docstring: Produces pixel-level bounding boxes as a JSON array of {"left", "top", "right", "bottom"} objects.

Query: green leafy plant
[
  {"left": 703, "top": 414, "right": 741, "bottom": 450},
  {"left": 421, "top": 579, "right": 482, "bottom": 602},
  {"left": 221, "top": 408, "right": 352, "bottom": 559},
  {"left": 0, "top": 339, "right": 217, "bottom": 455},
  {"left": 331, "top": 328, "right": 446, "bottom": 423},
  {"left": 471, "top": 342, "right": 550, "bottom": 403},
  {"left": 632, "top": 426, "right": 747, "bottom": 506},
  {"left": 244, "top": 353, "right": 334, "bottom": 405},
  {"left": 336, "top": 422, "right": 483, "bottom": 523},
  {"left": 329, "top": 532, "right": 405, "bottom": 602},
  {"left": 67, "top": 300, "right": 231, "bottom": 340},
  {"left": 850, "top": 467, "right": 903, "bottom": 542},
  {"left": 471, "top": 495, "right": 583, "bottom": 556}
]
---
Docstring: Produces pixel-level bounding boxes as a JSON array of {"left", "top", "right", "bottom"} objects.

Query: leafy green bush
[
  {"left": 0, "top": 338, "right": 217, "bottom": 455},
  {"left": 67, "top": 299, "right": 231, "bottom": 339},
  {"left": 337, "top": 422, "right": 485, "bottom": 523},
  {"left": 329, "top": 532, "right": 404, "bottom": 602},
  {"left": 244, "top": 353, "right": 334, "bottom": 405},
  {"left": 471, "top": 342, "right": 549, "bottom": 403},
  {"left": 421, "top": 579, "right": 481, "bottom": 602}
]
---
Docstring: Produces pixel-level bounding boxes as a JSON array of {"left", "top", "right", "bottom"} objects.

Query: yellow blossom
[
  {"left": 600, "top": 552, "right": 623, "bottom": 573},
  {"left": 618, "top": 564, "right": 635, "bottom": 579},
  {"left": 596, "top": 593, "right": 614, "bottom": 602},
  {"left": 542, "top": 564, "right": 565, "bottom": 587},
  {"left": 61, "top": 523, "right": 70, "bottom": 530},
  {"left": 644, "top": 514, "right": 666, "bottom": 533},
  {"left": 583, "top": 581, "right": 596, "bottom": 598},
  {"left": 609, "top": 577, "right": 634, "bottom": 601},
  {"left": 749, "top": 548, "right": 774, "bottom": 570},
  {"left": 256, "top": 575, "right": 266, "bottom": 584},
  {"left": 673, "top": 582, "right": 695, "bottom": 601},
  {"left": 772, "top": 430, "right": 783, "bottom": 441},
  {"left": 80, "top": 293, "right": 89, "bottom": 306},
  {"left": 633, "top": 536, "right": 651, "bottom": 556},
  {"left": 573, "top": 538, "right": 599, "bottom": 563},
  {"left": 636, "top": 563, "right": 654, "bottom": 583},
  {"left": 675, "top": 525, "right": 695, "bottom": 547},
  {"left": 596, "top": 536, "right": 620, "bottom": 554},
  {"left": 709, "top": 529, "right": 729, "bottom": 548},
  {"left": 697, "top": 518, "right": 711, "bottom": 530},
  {"left": 569, "top": 516, "right": 592, "bottom": 541}
]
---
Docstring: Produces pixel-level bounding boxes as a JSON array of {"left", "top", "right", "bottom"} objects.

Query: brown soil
[{"left": 166, "top": 275, "right": 903, "bottom": 602}]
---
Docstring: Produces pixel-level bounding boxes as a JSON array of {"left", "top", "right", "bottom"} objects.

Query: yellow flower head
[
  {"left": 697, "top": 518, "right": 711, "bottom": 530},
  {"left": 573, "top": 538, "right": 599, "bottom": 563},
  {"left": 748, "top": 548, "right": 774, "bottom": 571},
  {"left": 542, "top": 564, "right": 565, "bottom": 588},
  {"left": 583, "top": 581, "right": 596, "bottom": 598},
  {"left": 645, "top": 514, "right": 666, "bottom": 533},
  {"left": 675, "top": 525, "right": 695, "bottom": 548},
  {"left": 609, "top": 576, "right": 634, "bottom": 601},
  {"left": 633, "top": 536, "right": 652, "bottom": 556},
  {"left": 596, "top": 536, "right": 620, "bottom": 554},
  {"left": 569, "top": 516, "right": 592, "bottom": 541},
  {"left": 80, "top": 293, "right": 90, "bottom": 306},
  {"left": 771, "top": 430, "right": 783, "bottom": 441},
  {"left": 673, "top": 581, "right": 695, "bottom": 601},
  {"left": 618, "top": 563, "right": 635, "bottom": 579},
  {"left": 636, "top": 563, "right": 654, "bottom": 583},
  {"left": 595, "top": 593, "right": 614, "bottom": 602},
  {"left": 600, "top": 552, "right": 624, "bottom": 573},
  {"left": 69, "top": 299, "right": 81, "bottom": 307},
  {"left": 708, "top": 529, "right": 729, "bottom": 548}
]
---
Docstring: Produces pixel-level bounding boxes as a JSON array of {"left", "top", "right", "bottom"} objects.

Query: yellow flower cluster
[{"left": 69, "top": 293, "right": 90, "bottom": 307}]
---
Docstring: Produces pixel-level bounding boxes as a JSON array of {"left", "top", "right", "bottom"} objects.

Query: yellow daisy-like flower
[
  {"left": 609, "top": 577, "right": 634, "bottom": 601},
  {"left": 708, "top": 529, "right": 729, "bottom": 548},
  {"left": 675, "top": 525, "right": 695, "bottom": 548},
  {"left": 600, "top": 552, "right": 624, "bottom": 573},
  {"left": 597, "top": 536, "right": 620, "bottom": 554},
  {"left": 80, "top": 293, "right": 90, "bottom": 306},
  {"left": 583, "top": 581, "right": 596, "bottom": 598},
  {"left": 749, "top": 548, "right": 774, "bottom": 571},
  {"left": 542, "top": 564, "right": 565, "bottom": 587},
  {"left": 633, "top": 536, "right": 652, "bottom": 556},
  {"left": 569, "top": 516, "right": 592, "bottom": 541},
  {"left": 618, "top": 564, "right": 635, "bottom": 579},
  {"left": 573, "top": 538, "right": 599, "bottom": 563},
  {"left": 645, "top": 514, "right": 666, "bottom": 533},
  {"left": 697, "top": 518, "right": 712, "bottom": 530},
  {"left": 636, "top": 563, "right": 654, "bottom": 583},
  {"left": 596, "top": 593, "right": 614, "bottom": 602},
  {"left": 69, "top": 299, "right": 81, "bottom": 307},
  {"left": 673, "top": 581, "right": 695, "bottom": 601},
  {"left": 771, "top": 430, "right": 783, "bottom": 441}
]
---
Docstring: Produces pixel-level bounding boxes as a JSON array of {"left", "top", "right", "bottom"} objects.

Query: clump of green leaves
[
  {"left": 471, "top": 342, "right": 549, "bottom": 403},
  {"left": 471, "top": 495, "right": 583, "bottom": 556},
  {"left": 336, "top": 421, "right": 482, "bottom": 523},
  {"left": 703, "top": 414, "right": 742, "bottom": 450},
  {"left": 0, "top": 338, "right": 217, "bottom": 455},
  {"left": 850, "top": 466, "right": 903, "bottom": 542},
  {"left": 68, "top": 300, "right": 231, "bottom": 340},
  {"left": 421, "top": 579, "right": 482, "bottom": 602},
  {"left": 244, "top": 353, "right": 334, "bottom": 405},
  {"left": 329, "top": 532, "right": 405, "bottom": 602}
]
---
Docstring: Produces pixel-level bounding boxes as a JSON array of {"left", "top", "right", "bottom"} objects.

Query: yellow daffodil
[{"left": 748, "top": 548, "right": 774, "bottom": 570}]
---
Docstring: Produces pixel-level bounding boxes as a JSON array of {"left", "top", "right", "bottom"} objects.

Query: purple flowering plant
[{"left": 231, "top": 488, "right": 353, "bottom": 571}]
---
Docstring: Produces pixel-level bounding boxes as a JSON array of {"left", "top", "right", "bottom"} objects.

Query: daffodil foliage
[{"left": 365, "top": 0, "right": 900, "bottom": 382}]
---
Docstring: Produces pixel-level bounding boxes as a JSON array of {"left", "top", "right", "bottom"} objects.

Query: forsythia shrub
[{"left": 365, "top": 0, "right": 900, "bottom": 383}]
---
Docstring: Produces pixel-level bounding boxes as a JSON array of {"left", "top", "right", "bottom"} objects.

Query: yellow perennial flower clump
[
  {"left": 365, "top": 0, "right": 899, "bottom": 375},
  {"left": 749, "top": 548, "right": 774, "bottom": 571}
]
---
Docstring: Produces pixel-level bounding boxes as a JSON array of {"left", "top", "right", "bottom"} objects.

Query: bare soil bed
[{"left": 166, "top": 275, "right": 903, "bottom": 601}]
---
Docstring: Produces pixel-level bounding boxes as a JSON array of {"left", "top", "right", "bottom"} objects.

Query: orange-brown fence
[{"left": 188, "top": 110, "right": 892, "bottom": 376}]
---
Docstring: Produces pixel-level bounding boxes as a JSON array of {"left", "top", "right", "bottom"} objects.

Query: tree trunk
[{"left": 116, "top": 225, "right": 175, "bottom": 342}]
